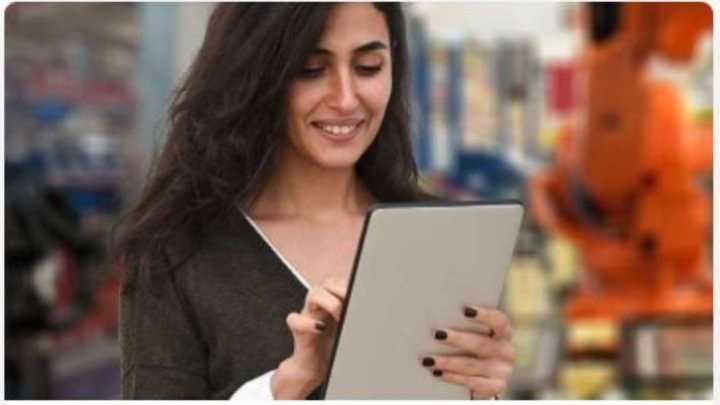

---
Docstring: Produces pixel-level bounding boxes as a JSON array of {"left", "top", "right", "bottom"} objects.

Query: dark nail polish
[
  {"left": 432, "top": 369, "right": 443, "bottom": 377},
  {"left": 421, "top": 357, "right": 435, "bottom": 367},
  {"left": 463, "top": 306, "right": 478, "bottom": 318},
  {"left": 434, "top": 330, "right": 447, "bottom": 340},
  {"left": 315, "top": 321, "right": 326, "bottom": 332},
  {"left": 488, "top": 328, "right": 496, "bottom": 338}
]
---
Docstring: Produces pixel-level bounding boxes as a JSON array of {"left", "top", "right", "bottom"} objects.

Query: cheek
[
  {"left": 365, "top": 75, "right": 392, "bottom": 117},
  {"left": 287, "top": 83, "right": 322, "bottom": 125}
]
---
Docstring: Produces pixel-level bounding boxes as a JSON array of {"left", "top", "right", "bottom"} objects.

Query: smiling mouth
[{"left": 312, "top": 120, "right": 365, "bottom": 138}]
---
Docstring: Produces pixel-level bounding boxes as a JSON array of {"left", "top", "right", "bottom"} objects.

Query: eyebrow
[{"left": 312, "top": 41, "right": 389, "bottom": 56}]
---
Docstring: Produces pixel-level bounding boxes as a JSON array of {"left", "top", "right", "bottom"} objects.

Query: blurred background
[{"left": 4, "top": 2, "right": 713, "bottom": 400}]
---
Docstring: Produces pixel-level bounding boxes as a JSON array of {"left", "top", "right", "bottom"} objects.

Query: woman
[{"left": 115, "top": 3, "right": 515, "bottom": 400}]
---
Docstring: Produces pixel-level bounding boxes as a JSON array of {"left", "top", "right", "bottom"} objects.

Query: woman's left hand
[{"left": 422, "top": 306, "right": 515, "bottom": 399}]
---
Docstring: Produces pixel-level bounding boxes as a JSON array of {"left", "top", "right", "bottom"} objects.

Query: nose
[{"left": 326, "top": 69, "right": 360, "bottom": 113}]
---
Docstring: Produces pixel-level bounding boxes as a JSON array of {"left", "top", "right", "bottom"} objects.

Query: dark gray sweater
[{"left": 119, "top": 213, "right": 311, "bottom": 399}]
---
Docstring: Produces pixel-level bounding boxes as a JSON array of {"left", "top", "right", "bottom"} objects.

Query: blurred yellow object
[
  {"left": 511, "top": 325, "right": 537, "bottom": 370},
  {"left": 560, "top": 360, "right": 616, "bottom": 399},
  {"left": 538, "top": 128, "right": 558, "bottom": 154},
  {"left": 693, "top": 109, "right": 712, "bottom": 125},
  {"left": 505, "top": 256, "right": 551, "bottom": 319},
  {"left": 567, "top": 320, "right": 618, "bottom": 351},
  {"left": 547, "top": 237, "right": 577, "bottom": 291},
  {"left": 509, "top": 102, "right": 525, "bottom": 154}
]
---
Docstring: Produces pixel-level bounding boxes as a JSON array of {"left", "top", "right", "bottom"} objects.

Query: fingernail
[
  {"left": 432, "top": 369, "right": 443, "bottom": 377},
  {"left": 488, "top": 328, "right": 496, "bottom": 338},
  {"left": 315, "top": 321, "right": 326, "bottom": 332},
  {"left": 434, "top": 330, "right": 447, "bottom": 340},
  {"left": 463, "top": 306, "right": 478, "bottom": 318},
  {"left": 421, "top": 357, "right": 435, "bottom": 367}
]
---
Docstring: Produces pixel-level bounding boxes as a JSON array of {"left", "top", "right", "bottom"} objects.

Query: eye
[
  {"left": 355, "top": 64, "right": 383, "bottom": 77},
  {"left": 299, "top": 66, "right": 325, "bottom": 79}
]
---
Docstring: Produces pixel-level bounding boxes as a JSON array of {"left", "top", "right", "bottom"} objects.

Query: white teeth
[{"left": 319, "top": 124, "right": 357, "bottom": 135}]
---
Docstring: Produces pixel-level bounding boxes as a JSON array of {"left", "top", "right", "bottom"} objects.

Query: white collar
[{"left": 242, "top": 212, "right": 311, "bottom": 289}]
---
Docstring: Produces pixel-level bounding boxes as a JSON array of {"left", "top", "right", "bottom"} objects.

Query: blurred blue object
[
  {"left": 454, "top": 149, "right": 525, "bottom": 199},
  {"left": 59, "top": 185, "right": 121, "bottom": 215},
  {"left": 446, "top": 43, "right": 463, "bottom": 176},
  {"left": 33, "top": 100, "right": 72, "bottom": 125},
  {"left": 408, "top": 16, "right": 432, "bottom": 172}
]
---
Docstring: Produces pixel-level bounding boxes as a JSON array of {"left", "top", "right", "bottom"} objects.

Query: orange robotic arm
[
  {"left": 575, "top": 2, "right": 711, "bottom": 216},
  {"left": 531, "top": 2, "right": 712, "bottom": 323}
]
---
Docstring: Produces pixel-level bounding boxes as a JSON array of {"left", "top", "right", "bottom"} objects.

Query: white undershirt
[
  {"left": 231, "top": 213, "right": 309, "bottom": 400},
  {"left": 242, "top": 212, "right": 310, "bottom": 289}
]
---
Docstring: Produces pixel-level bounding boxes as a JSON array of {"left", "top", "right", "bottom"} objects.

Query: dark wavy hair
[{"left": 113, "top": 3, "right": 423, "bottom": 290}]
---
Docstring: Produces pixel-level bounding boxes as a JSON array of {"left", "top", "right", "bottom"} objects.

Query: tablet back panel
[{"left": 323, "top": 202, "right": 524, "bottom": 399}]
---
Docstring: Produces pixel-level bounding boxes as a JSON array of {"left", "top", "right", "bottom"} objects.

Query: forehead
[{"left": 317, "top": 3, "right": 390, "bottom": 51}]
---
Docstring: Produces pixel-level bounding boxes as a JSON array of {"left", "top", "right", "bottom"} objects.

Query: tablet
[{"left": 321, "top": 201, "right": 524, "bottom": 399}]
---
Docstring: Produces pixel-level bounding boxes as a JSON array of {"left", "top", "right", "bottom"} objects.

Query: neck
[{"left": 249, "top": 147, "right": 373, "bottom": 221}]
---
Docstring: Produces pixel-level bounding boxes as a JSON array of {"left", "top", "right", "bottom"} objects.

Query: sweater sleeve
[{"left": 119, "top": 271, "right": 210, "bottom": 399}]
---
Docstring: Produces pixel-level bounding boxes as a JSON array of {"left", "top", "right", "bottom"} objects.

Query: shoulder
[
  {"left": 169, "top": 210, "right": 264, "bottom": 281},
  {"left": 119, "top": 208, "right": 264, "bottom": 301}
]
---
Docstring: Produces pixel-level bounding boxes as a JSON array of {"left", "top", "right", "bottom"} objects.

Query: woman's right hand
[{"left": 271, "top": 277, "right": 348, "bottom": 399}]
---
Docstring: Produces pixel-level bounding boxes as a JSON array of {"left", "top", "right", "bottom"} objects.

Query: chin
[{"left": 310, "top": 149, "right": 365, "bottom": 170}]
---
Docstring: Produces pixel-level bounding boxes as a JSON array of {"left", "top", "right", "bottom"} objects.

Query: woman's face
[{"left": 284, "top": 3, "right": 392, "bottom": 170}]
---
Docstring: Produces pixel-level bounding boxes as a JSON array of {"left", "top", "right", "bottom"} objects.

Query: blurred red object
[{"left": 546, "top": 63, "right": 576, "bottom": 116}]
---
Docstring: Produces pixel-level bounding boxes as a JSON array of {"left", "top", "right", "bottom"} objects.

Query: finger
[
  {"left": 431, "top": 370, "right": 506, "bottom": 399},
  {"left": 286, "top": 312, "right": 325, "bottom": 336},
  {"left": 423, "top": 355, "right": 512, "bottom": 380},
  {"left": 304, "top": 287, "right": 344, "bottom": 322},
  {"left": 322, "top": 277, "right": 349, "bottom": 301},
  {"left": 462, "top": 306, "right": 513, "bottom": 340},
  {"left": 434, "top": 329, "right": 515, "bottom": 362}
]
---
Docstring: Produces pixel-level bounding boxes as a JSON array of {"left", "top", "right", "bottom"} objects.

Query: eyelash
[
  {"left": 356, "top": 65, "right": 382, "bottom": 76},
  {"left": 299, "top": 65, "right": 383, "bottom": 79}
]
